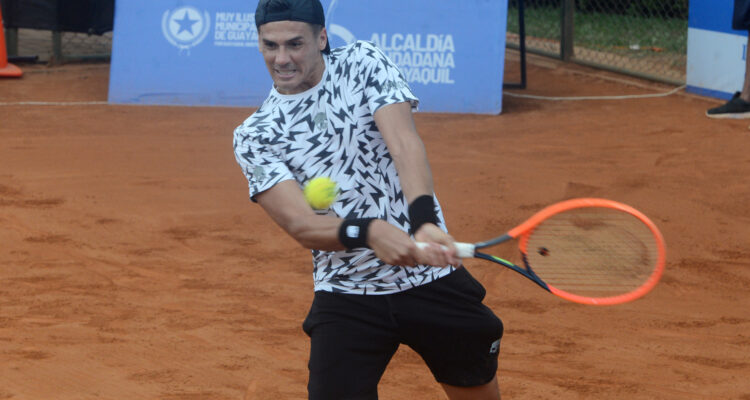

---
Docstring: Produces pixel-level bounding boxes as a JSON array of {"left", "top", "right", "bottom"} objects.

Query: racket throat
[
  {"left": 475, "top": 251, "right": 551, "bottom": 292},
  {"left": 476, "top": 233, "right": 514, "bottom": 249},
  {"left": 520, "top": 254, "right": 550, "bottom": 291}
]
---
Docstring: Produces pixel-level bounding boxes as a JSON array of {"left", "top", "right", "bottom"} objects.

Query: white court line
[
  {"left": 0, "top": 101, "right": 109, "bottom": 106},
  {"left": 1, "top": 85, "right": 688, "bottom": 106},
  {"left": 505, "top": 84, "right": 687, "bottom": 101}
]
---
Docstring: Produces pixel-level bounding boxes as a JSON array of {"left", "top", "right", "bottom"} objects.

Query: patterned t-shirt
[{"left": 233, "top": 40, "right": 454, "bottom": 294}]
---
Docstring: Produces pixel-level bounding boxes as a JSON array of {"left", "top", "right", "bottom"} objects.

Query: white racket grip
[{"left": 416, "top": 242, "right": 476, "bottom": 258}]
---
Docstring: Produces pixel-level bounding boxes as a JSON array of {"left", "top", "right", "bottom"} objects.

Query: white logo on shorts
[
  {"left": 489, "top": 339, "right": 500, "bottom": 354},
  {"left": 162, "top": 6, "right": 211, "bottom": 53}
]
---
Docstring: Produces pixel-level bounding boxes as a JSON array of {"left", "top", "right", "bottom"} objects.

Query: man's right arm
[
  {"left": 255, "top": 180, "right": 450, "bottom": 267},
  {"left": 255, "top": 180, "right": 345, "bottom": 251}
]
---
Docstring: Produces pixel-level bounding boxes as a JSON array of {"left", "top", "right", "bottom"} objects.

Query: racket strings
[{"left": 524, "top": 208, "right": 659, "bottom": 297}]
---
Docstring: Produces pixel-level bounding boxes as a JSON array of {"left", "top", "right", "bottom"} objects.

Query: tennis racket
[{"left": 420, "top": 198, "right": 666, "bottom": 305}]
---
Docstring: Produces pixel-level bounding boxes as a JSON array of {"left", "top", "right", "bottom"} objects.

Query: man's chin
[
  {"left": 275, "top": 82, "right": 303, "bottom": 94},
  {"left": 273, "top": 77, "right": 294, "bottom": 89}
]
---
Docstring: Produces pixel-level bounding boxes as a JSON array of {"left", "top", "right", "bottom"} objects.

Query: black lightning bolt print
[{"left": 232, "top": 41, "right": 454, "bottom": 294}]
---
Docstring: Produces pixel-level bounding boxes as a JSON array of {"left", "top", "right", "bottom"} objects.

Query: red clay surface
[{"left": 1, "top": 56, "right": 749, "bottom": 399}]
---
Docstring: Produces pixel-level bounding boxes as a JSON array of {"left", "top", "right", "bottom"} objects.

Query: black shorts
[
  {"left": 734, "top": 0, "right": 750, "bottom": 30},
  {"left": 302, "top": 267, "right": 504, "bottom": 400}
]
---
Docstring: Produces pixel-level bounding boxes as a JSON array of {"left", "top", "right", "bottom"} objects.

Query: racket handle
[{"left": 416, "top": 242, "right": 476, "bottom": 258}]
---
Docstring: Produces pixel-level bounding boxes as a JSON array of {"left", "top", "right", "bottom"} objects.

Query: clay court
[{"left": 1, "top": 54, "right": 749, "bottom": 399}]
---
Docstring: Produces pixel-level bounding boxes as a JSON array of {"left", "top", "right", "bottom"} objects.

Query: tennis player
[{"left": 233, "top": 0, "right": 503, "bottom": 398}]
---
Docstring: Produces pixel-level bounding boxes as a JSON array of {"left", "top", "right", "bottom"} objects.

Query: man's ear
[{"left": 319, "top": 27, "right": 328, "bottom": 51}]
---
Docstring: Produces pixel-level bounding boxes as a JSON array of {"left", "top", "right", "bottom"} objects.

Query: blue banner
[
  {"left": 688, "top": 0, "right": 744, "bottom": 35},
  {"left": 687, "top": 0, "right": 747, "bottom": 99},
  {"left": 108, "top": 0, "right": 507, "bottom": 114}
]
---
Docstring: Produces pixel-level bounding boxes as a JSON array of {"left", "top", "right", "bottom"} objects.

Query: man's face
[{"left": 258, "top": 21, "right": 327, "bottom": 95}]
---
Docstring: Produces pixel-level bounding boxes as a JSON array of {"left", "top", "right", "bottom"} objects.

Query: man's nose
[{"left": 275, "top": 47, "right": 291, "bottom": 65}]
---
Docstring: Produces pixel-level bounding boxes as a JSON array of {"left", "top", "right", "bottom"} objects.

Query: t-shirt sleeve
[
  {"left": 233, "top": 119, "right": 295, "bottom": 202},
  {"left": 358, "top": 41, "right": 419, "bottom": 114}
]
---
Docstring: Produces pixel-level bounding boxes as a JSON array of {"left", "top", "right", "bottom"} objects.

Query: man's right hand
[{"left": 368, "top": 220, "right": 457, "bottom": 267}]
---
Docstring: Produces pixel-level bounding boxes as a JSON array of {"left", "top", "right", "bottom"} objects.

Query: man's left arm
[
  {"left": 373, "top": 102, "right": 433, "bottom": 202},
  {"left": 374, "top": 102, "right": 459, "bottom": 265}
]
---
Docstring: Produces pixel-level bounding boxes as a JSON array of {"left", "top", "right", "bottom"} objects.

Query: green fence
[
  {"left": 5, "top": 28, "right": 111, "bottom": 63},
  {"left": 507, "top": 0, "right": 687, "bottom": 85}
]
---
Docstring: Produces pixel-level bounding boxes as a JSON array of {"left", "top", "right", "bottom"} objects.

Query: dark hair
[
  {"left": 259, "top": 0, "right": 293, "bottom": 16},
  {"left": 255, "top": 0, "right": 330, "bottom": 53}
]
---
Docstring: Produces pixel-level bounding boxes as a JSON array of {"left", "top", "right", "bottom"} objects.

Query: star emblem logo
[
  {"left": 162, "top": 6, "right": 211, "bottom": 52},
  {"left": 174, "top": 10, "right": 199, "bottom": 35}
]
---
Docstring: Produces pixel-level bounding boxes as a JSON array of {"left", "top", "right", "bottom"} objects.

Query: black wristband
[
  {"left": 338, "top": 218, "right": 376, "bottom": 249},
  {"left": 408, "top": 195, "right": 438, "bottom": 234}
]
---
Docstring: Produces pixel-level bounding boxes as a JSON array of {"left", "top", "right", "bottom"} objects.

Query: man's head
[
  {"left": 255, "top": 0, "right": 330, "bottom": 54},
  {"left": 255, "top": 0, "right": 330, "bottom": 94}
]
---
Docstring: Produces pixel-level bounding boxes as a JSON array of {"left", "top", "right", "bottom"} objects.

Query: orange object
[
  {"left": 0, "top": 7, "right": 23, "bottom": 77},
  {"left": 429, "top": 198, "right": 667, "bottom": 306}
]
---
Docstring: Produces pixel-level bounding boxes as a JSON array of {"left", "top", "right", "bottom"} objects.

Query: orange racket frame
[{"left": 452, "top": 198, "right": 666, "bottom": 305}]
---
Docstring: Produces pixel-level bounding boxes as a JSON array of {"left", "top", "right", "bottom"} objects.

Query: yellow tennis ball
[{"left": 304, "top": 177, "right": 338, "bottom": 209}]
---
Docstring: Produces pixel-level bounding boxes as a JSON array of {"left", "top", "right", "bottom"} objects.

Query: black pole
[
  {"left": 504, "top": 0, "right": 527, "bottom": 90},
  {"left": 518, "top": 0, "right": 527, "bottom": 89},
  {"left": 561, "top": 0, "right": 575, "bottom": 61}
]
